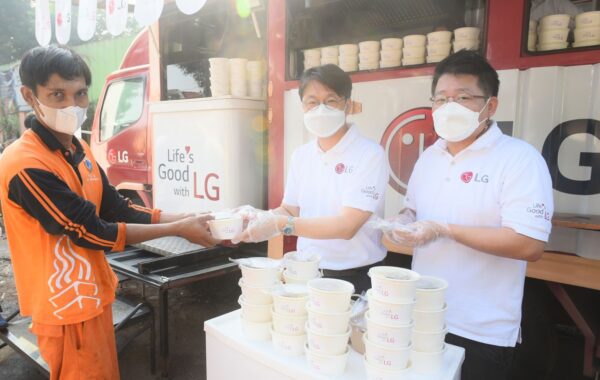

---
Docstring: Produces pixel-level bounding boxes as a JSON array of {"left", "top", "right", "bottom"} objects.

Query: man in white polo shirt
[
  {"left": 234, "top": 64, "right": 389, "bottom": 292},
  {"left": 385, "top": 51, "right": 553, "bottom": 380}
]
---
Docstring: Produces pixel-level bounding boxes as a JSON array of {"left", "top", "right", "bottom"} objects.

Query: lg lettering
[{"left": 542, "top": 119, "right": 600, "bottom": 195}]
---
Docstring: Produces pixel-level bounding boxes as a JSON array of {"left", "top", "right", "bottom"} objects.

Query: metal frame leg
[
  {"left": 546, "top": 282, "right": 598, "bottom": 377},
  {"left": 159, "top": 289, "right": 169, "bottom": 377}
]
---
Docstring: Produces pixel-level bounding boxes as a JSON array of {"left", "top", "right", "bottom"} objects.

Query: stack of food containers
[
  {"left": 305, "top": 278, "right": 354, "bottom": 377},
  {"left": 229, "top": 58, "right": 248, "bottom": 97},
  {"left": 379, "top": 38, "right": 402, "bottom": 68},
  {"left": 537, "top": 14, "right": 570, "bottom": 51},
  {"left": 282, "top": 251, "right": 322, "bottom": 285},
  {"left": 270, "top": 283, "right": 310, "bottom": 356},
  {"left": 410, "top": 276, "right": 449, "bottom": 375},
  {"left": 528, "top": 19, "right": 538, "bottom": 51},
  {"left": 338, "top": 44, "right": 359, "bottom": 72},
  {"left": 358, "top": 41, "right": 380, "bottom": 70},
  {"left": 363, "top": 266, "right": 420, "bottom": 378},
  {"left": 304, "top": 48, "right": 321, "bottom": 70},
  {"left": 453, "top": 27, "right": 481, "bottom": 52},
  {"left": 321, "top": 45, "right": 339, "bottom": 66},
  {"left": 426, "top": 31, "right": 452, "bottom": 63},
  {"left": 208, "top": 57, "right": 230, "bottom": 97},
  {"left": 246, "top": 60, "right": 264, "bottom": 98},
  {"left": 574, "top": 11, "right": 600, "bottom": 48},
  {"left": 402, "top": 35, "right": 426, "bottom": 66},
  {"left": 237, "top": 258, "right": 281, "bottom": 341}
]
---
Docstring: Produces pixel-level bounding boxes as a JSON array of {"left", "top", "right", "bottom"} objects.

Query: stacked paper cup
[
  {"left": 305, "top": 278, "right": 354, "bottom": 377},
  {"left": 363, "top": 266, "right": 420, "bottom": 378},
  {"left": 282, "top": 251, "right": 322, "bottom": 285},
  {"left": 270, "top": 284, "right": 310, "bottom": 356},
  {"left": 246, "top": 60, "right": 264, "bottom": 98},
  {"left": 402, "top": 35, "right": 426, "bottom": 66},
  {"left": 304, "top": 48, "right": 321, "bottom": 70},
  {"left": 321, "top": 45, "right": 339, "bottom": 66},
  {"left": 229, "top": 58, "right": 248, "bottom": 97},
  {"left": 410, "top": 276, "right": 449, "bottom": 375},
  {"left": 209, "top": 57, "right": 229, "bottom": 97},
  {"left": 358, "top": 41, "right": 380, "bottom": 70},
  {"left": 574, "top": 11, "right": 600, "bottom": 48},
  {"left": 380, "top": 38, "right": 402, "bottom": 68},
  {"left": 237, "top": 258, "right": 281, "bottom": 341},
  {"left": 537, "top": 14, "right": 570, "bottom": 51},
  {"left": 426, "top": 31, "right": 452, "bottom": 63},
  {"left": 528, "top": 19, "right": 538, "bottom": 51},
  {"left": 338, "top": 44, "right": 359, "bottom": 72},
  {"left": 453, "top": 27, "right": 481, "bottom": 52}
]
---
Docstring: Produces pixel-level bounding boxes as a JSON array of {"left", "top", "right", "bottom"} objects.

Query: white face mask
[
  {"left": 35, "top": 97, "right": 88, "bottom": 135},
  {"left": 433, "top": 99, "right": 490, "bottom": 142},
  {"left": 303, "top": 104, "right": 346, "bottom": 138}
]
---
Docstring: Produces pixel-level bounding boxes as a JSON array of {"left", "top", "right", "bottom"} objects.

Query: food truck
[{"left": 87, "top": 0, "right": 600, "bottom": 377}]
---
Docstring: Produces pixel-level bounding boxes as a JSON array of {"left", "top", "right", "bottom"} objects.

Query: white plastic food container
[
  {"left": 283, "top": 269, "right": 321, "bottom": 285},
  {"left": 381, "top": 38, "right": 403, "bottom": 50},
  {"left": 271, "top": 283, "right": 309, "bottom": 315},
  {"left": 426, "top": 55, "right": 448, "bottom": 64},
  {"left": 320, "top": 57, "right": 339, "bottom": 65},
  {"left": 415, "top": 276, "right": 448, "bottom": 311},
  {"left": 304, "top": 343, "right": 349, "bottom": 376},
  {"left": 572, "top": 39, "right": 600, "bottom": 48},
  {"left": 453, "top": 39, "right": 480, "bottom": 51},
  {"left": 364, "top": 356, "right": 412, "bottom": 380},
  {"left": 303, "top": 49, "right": 321, "bottom": 60},
  {"left": 307, "top": 278, "right": 355, "bottom": 313},
  {"left": 284, "top": 251, "right": 321, "bottom": 279},
  {"left": 367, "top": 289, "right": 414, "bottom": 325},
  {"left": 208, "top": 57, "right": 229, "bottom": 67},
  {"left": 537, "top": 41, "right": 569, "bottom": 51},
  {"left": 454, "top": 27, "right": 480, "bottom": 41},
  {"left": 427, "top": 31, "right": 452, "bottom": 44},
  {"left": 539, "top": 14, "right": 571, "bottom": 30},
  {"left": 338, "top": 55, "right": 359, "bottom": 65},
  {"left": 380, "top": 49, "right": 401, "bottom": 61},
  {"left": 576, "top": 11, "right": 600, "bottom": 27},
  {"left": 363, "top": 333, "right": 411, "bottom": 370},
  {"left": 411, "top": 344, "right": 446, "bottom": 374},
  {"left": 238, "top": 278, "right": 274, "bottom": 305},
  {"left": 379, "top": 60, "right": 401, "bottom": 68},
  {"left": 574, "top": 26, "right": 600, "bottom": 42},
  {"left": 208, "top": 216, "right": 243, "bottom": 240},
  {"left": 321, "top": 45, "right": 339, "bottom": 58},
  {"left": 426, "top": 43, "right": 451, "bottom": 56},
  {"left": 359, "top": 52, "right": 380, "bottom": 64},
  {"left": 403, "top": 34, "right": 427, "bottom": 47},
  {"left": 239, "top": 258, "right": 282, "bottom": 287},
  {"left": 412, "top": 326, "right": 448, "bottom": 352},
  {"left": 272, "top": 309, "right": 307, "bottom": 336},
  {"left": 365, "top": 310, "right": 412, "bottom": 349},
  {"left": 358, "top": 63, "right": 380, "bottom": 70},
  {"left": 538, "top": 28, "right": 569, "bottom": 43},
  {"left": 271, "top": 328, "right": 306, "bottom": 356},
  {"left": 413, "top": 305, "right": 447, "bottom": 332},
  {"left": 368, "top": 266, "right": 420, "bottom": 303},
  {"left": 306, "top": 301, "right": 351, "bottom": 334},
  {"left": 359, "top": 40, "right": 381, "bottom": 53},
  {"left": 339, "top": 64, "right": 359, "bottom": 72},
  {"left": 240, "top": 318, "right": 272, "bottom": 341},
  {"left": 339, "top": 43, "right": 359, "bottom": 55},
  {"left": 306, "top": 322, "right": 351, "bottom": 355},
  {"left": 238, "top": 296, "right": 272, "bottom": 323}
]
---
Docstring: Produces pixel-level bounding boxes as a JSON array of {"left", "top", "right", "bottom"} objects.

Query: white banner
[
  {"left": 134, "top": 0, "right": 164, "bottom": 27},
  {"left": 35, "top": 0, "right": 52, "bottom": 46},
  {"left": 175, "top": 0, "right": 208, "bottom": 15},
  {"left": 77, "top": 0, "right": 97, "bottom": 41},
  {"left": 55, "top": 0, "right": 72, "bottom": 44},
  {"left": 106, "top": 0, "right": 128, "bottom": 37}
]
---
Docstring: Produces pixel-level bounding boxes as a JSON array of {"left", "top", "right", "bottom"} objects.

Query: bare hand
[{"left": 177, "top": 214, "right": 220, "bottom": 247}]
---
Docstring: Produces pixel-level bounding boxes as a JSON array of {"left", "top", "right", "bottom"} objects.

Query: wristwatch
[{"left": 282, "top": 216, "right": 296, "bottom": 236}]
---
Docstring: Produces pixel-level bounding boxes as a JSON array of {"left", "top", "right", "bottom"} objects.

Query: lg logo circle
[{"left": 380, "top": 107, "right": 438, "bottom": 195}]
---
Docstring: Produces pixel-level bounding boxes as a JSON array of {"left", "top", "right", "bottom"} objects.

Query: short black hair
[
  {"left": 298, "top": 64, "right": 352, "bottom": 100},
  {"left": 19, "top": 46, "right": 91, "bottom": 93},
  {"left": 431, "top": 50, "right": 499, "bottom": 97}
]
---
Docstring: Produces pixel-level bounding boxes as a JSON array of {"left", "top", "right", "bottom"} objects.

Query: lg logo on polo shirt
[
  {"left": 335, "top": 163, "right": 354, "bottom": 174},
  {"left": 460, "top": 171, "right": 489, "bottom": 183},
  {"left": 542, "top": 119, "right": 600, "bottom": 195},
  {"left": 381, "top": 107, "right": 437, "bottom": 195}
]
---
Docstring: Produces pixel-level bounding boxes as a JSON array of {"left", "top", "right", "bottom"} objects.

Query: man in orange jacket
[{"left": 0, "top": 46, "right": 220, "bottom": 379}]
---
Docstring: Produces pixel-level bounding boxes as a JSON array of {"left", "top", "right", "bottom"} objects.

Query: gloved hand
[
  {"left": 388, "top": 208, "right": 416, "bottom": 225},
  {"left": 386, "top": 220, "right": 452, "bottom": 247},
  {"left": 231, "top": 210, "right": 282, "bottom": 244},
  {"left": 231, "top": 205, "right": 262, "bottom": 221}
]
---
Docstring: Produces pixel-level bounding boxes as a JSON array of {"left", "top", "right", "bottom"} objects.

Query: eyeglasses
[
  {"left": 302, "top": 97, "right": 346, "bottom": 111},
  {"left": 429, "top": 94, "right": 488, "bottom": 107}
]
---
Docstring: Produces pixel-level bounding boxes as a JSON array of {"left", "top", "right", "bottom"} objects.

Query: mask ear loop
[
  {"left": 478, "top": 97, "right": 492, "bottom": 126},
  {"left": 32, "top": 96, "right": 47, "bottom": 119}
]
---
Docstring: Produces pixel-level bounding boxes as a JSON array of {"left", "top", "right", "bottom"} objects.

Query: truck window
[
  {"left": 285, "top": 0, "right": 488, "bottom": 80},
  {"left": 524, "top": 0, "right": 599, "bottom": 54},
  {"left": 99, "top": 77, "right": 145, "bottom": 141}
]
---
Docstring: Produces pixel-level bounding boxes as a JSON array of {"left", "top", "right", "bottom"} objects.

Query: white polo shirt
[
  {"left": 405, "top": 123, "right": 553, "bottom": 347},
  {"left": 283, "top": 123, "right": 389, "bottom": 270}
]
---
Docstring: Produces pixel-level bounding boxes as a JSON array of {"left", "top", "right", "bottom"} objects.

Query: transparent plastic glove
[
  {"left": 231, "top": 205, "right": 263, "bottom": 221},
  {"left": 388, "top": 220, "right": 452, "bottom": 247},
  {"left": 231, "top": 210, "right": 281, "bottom": 244},
  {"left": 388, "top": 208, "right": 416, "bottom": 225}
]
